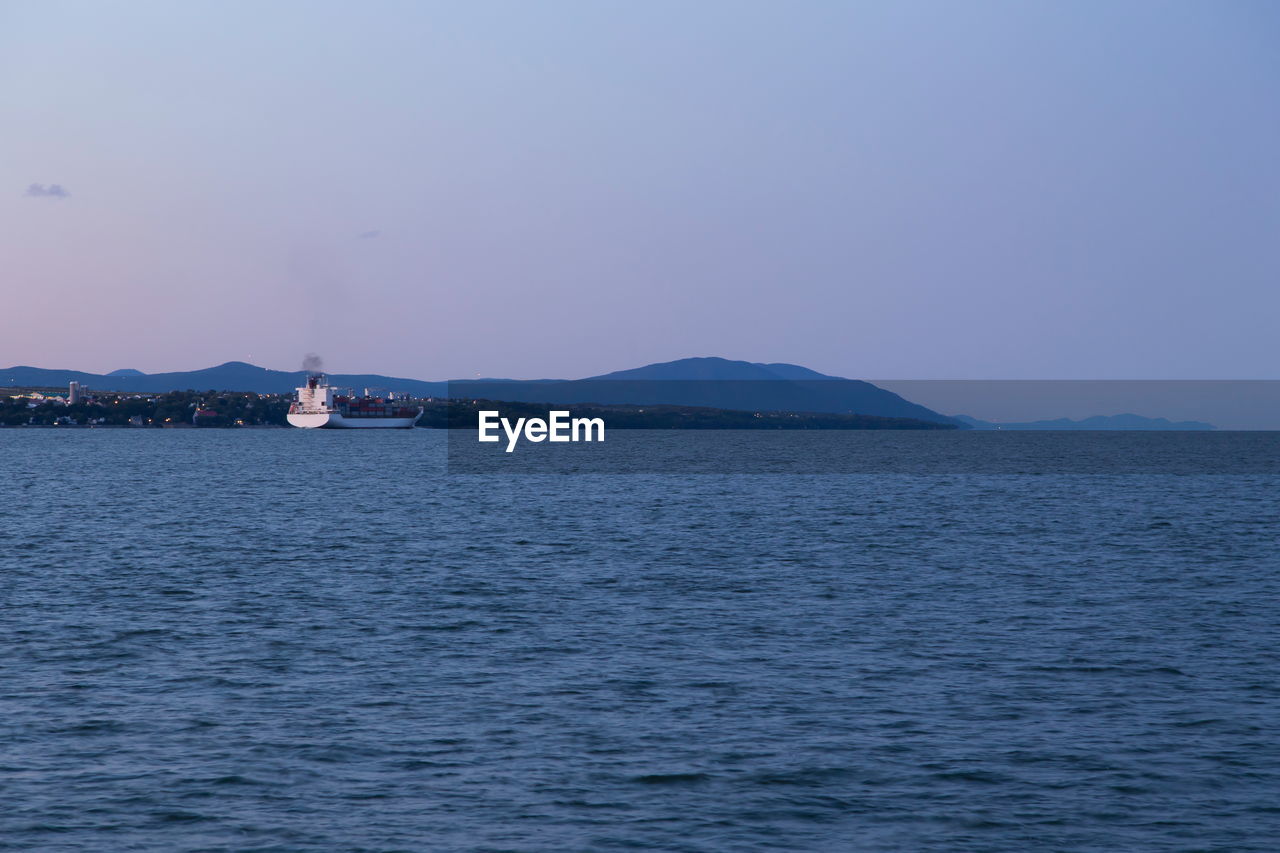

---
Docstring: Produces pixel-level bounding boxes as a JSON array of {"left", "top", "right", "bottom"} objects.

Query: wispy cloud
[
  {"left": 25, "top": 183, "right": 70, "bottom": 199},
  {"left": 357, "top": 230, "right": 381, "bottom": 239}
]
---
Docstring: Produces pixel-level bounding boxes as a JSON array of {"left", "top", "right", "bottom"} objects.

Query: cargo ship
[{"left": 287, "top": 374, "right": 422, "bottom": 429}]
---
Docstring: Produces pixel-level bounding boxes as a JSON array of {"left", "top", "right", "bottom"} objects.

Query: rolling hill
[{"left": 2, "top": 357, "right": 957, "bottom": 423}]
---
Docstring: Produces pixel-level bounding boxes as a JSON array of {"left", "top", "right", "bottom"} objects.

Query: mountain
[
  {"left": 590, "top": 357, "right": 832, "bottom": 382},
  {"left": 106, "top": 368, "right": 146, "bottom": 377},
  {"left": 954, "top": 413, "right": 1216, "bottom": 431},
  {"left": 2, "top": 356, "right": 957, "bottom": 423},
  {"left": 451, "top": 357, "right": 957, "bottom": 424},
  {"left": 1, "top": 362, "right": 448, "bottom": 397}
]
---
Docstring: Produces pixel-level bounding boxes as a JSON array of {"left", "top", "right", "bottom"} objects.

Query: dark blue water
[{"left": 4, "top": 431, "right": 1279, "bottom": 851}]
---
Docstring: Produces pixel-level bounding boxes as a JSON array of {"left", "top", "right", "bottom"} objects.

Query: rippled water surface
[{"left": 4, "top": 430, "right": 1279, "bottom": 851}]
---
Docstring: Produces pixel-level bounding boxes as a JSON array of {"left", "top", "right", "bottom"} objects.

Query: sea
[{"left": 3, "top": 429, "right": 1279, "bottom": 852}]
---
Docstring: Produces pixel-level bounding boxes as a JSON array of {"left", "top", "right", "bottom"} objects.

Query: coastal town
[
  {"left": 2, "top": 381, "right": 957, "bottom": 431},
  {"left": 0, "top": 382, "right": 293, "bottom": 427}
]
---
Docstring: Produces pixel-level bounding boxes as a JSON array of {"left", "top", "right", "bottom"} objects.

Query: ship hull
[{"left": 287, "top": 411, "right": 421, "bottom": 429}]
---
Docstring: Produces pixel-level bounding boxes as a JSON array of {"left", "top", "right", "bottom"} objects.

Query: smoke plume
[
  {"left": 302, "top": 353, "right": 324, "bottom": 373},
  {"left": 25, "top": 183, "right": 70, "bottom": 199}
]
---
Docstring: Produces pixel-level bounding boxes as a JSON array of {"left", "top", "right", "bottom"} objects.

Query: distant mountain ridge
[
  {"left": 2, "top": 362, "right": 450, "bottom": 398},
  {"left": 1, "top": 357, "right": 957, "bottom": 424},
  {"left": 2, "top": 358, "right": 1221, "bottom": 429},
  {"left": 452, "top": 357, "right": 956, "bottom": 423},
  {"left": 590, "top": 357, "right": 833, "bottom": 382},
  {"left": 954, "top": 413, "right": 1216, "bottom": 431}
]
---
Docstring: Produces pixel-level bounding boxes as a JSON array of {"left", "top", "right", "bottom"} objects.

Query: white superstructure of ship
[{"left": 287, "top": 374, "right": 422, "bottom": 429}]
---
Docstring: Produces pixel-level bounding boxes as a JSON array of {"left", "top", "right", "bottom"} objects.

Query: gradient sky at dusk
[{"left": 4, "top": 0, "right": 1278, "bottom": 379}]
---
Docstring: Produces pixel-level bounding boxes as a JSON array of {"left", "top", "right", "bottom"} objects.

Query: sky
[{"left": 3, "top": 0, "right": 1278, "bottom": 380}]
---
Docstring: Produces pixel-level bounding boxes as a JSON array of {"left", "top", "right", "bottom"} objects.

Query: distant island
[{"left": 954, "top": 414, "right": 1216, "bottom": 431}]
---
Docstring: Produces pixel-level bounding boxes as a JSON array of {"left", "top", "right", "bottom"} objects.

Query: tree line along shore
[{"left": 2, "top": 388, "right": 956, "bottom": 430}]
